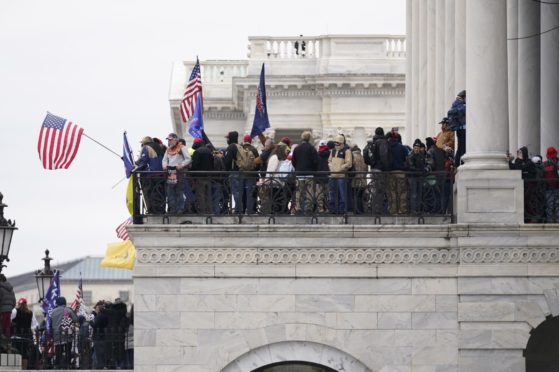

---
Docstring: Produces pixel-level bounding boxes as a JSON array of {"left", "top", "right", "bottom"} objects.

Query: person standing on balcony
[
  {"left": 136, "top": 136, "right": 165, "bottom": 214},
  {"left": 387, "top": 132, "right": 409, "bottom": 215},
  {"left": 191, "top": 138, "right": 214, "bottom": 214},
  {"left": 364, "top": 127, "right": 392, "bottom": 214},
  {"left": 315, "top": 140, "right": 332, "bottom": 213},
  {"left": 224, "top": 131, "right": 242, "bottom": 213},
  {"left": 241, "top": 134, "right": 260, "bottom": 214},
  {"left": 508, "top": 146, "right": 538, "bottom": 222},
  {"left": 448, "top": 90, "right": 466, "bottom": 167},
  {"left": 51, "top": 297, "right": 77, "bottom": 369},
  {"left": 291, "top": 131, "right": 318, "bottom": 215},
  {"left": 328, "top": 135, "right": 352, "bottom": 214},
  {"left": 543, "top": 147, "right": 559, "bottom": 223},
  {"left": 162, "top": 133, "right": 191, "bottom": 214},
  {"left": 435, "top": 118, "right": 455, "bottom": 151}
]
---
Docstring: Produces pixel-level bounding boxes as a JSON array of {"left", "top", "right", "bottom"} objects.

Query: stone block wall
[{"left": 129, "top": 224, "right": 559, "bottom": 372}]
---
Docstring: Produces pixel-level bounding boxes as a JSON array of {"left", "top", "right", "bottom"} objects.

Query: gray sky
[{"left": 0, "top": 0, "right": 405, "bottom": 277}]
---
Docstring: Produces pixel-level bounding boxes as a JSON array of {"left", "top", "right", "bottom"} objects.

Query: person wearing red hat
[
  {"left": 11, "top": 297, "right": 37, "bottom": 369},
  {"left": 543, "top": 146, "right": 559, "bottom": 222}
]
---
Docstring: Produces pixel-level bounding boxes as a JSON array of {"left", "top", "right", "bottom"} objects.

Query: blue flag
[
  {"left": 188, "top": 94, "right": 204, "bottom": 139},
  {"left": 123, "top": 132, "right": 134, "bottom": 178},
  {"left": 41, "top": 270, "right": 60, "bottom": 330},
  {"left": 250, "top": 63, "right": 270, "bottom": 138}
]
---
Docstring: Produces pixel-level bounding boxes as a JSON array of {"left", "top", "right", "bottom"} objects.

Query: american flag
[
  {"left": 38, "top": 112, "right": 84, "bottom": 170},
  {"left": 179, "top": 58, "right": 202, "bottom": 123},
  {"left": 116, "top": 217, "right": 133, "bottom": 240},
  {"left": 70, "top": 277, "right": 83, "bottom": 314}
]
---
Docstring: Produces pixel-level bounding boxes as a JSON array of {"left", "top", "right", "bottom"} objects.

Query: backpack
[
  {"left": 277, "top": 160, "right": 294, "bottom": 182},
  {"left": 373, "top": 138, "right": 392, "bottom": 171},
  {"left": 235, "top": 144, "right": 256, "bottom": 171}
]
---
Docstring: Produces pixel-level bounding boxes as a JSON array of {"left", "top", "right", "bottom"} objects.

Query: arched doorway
[
  {"left": 252, "top": 361, "right": 338, "bottom": 372},
  {"left": 524, "top": 315, "right": 559, "bottom": 371}
]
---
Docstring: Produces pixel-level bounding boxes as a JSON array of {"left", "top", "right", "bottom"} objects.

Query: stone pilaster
[
  {"left": 435, "top": 0, "right": 446, "bottom": 130},
  {"left": 444, "top": 0, "right": 456, "bottom": 112},
  {"left": 418, "top": 0, "right": 428, "bottom": 141},
  {"left": 541, "top": 3, "right": 559, "bottom": 151},
  {"left": 454, "top": 0, "right": 466, "bottom": 93},
  {"left": 455, "top": 0, "right": 523, "bottom": 224},
  {"left": 412, "top": 0, "right": 420, "bottom": 144},
  {"left": 405, "top": 0, "right": 413, "bottom": 145},
  {"left": 517, "top": 0, "right": 541, "bottom": 155},
  {"left": 426, "top": 0, "right": 437, "bottom": 137}
]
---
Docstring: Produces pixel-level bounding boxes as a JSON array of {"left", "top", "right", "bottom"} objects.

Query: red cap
[
  {"left": 18, "top": 297, "right": 27, "bottom": 305},
  {"left": 547, "top": 146, "right": 558, "bottom": 159},
  {"left": 243, "top": 134, "right": 252, "bottom": 143},
  {"left": 193, "top": 138, "right": 203, "bottom": 144}
]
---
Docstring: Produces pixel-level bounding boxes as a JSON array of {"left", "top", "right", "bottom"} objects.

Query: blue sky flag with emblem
[
  {"left": 188, "top": 94, "right": 204, "bottom": 139},
  {"left": 122, "top": 132, "right": 134, "bottom": 178},
  {"left": 250, "top": 63, "right": 270, "bottom": 138}
]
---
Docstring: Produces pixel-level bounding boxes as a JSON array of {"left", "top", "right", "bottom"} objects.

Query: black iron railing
[
  {"left": 132, "top": 170, "right": 454, "bottom": 222},
  {"left": 524, "top": 179, "right": 559, "bottom": 223},
  {"left": 4, "top": 327, "right": 133, "bottom": 370}
]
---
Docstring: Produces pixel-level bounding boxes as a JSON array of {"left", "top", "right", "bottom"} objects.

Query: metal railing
[
  {"left": 4, "top": 326, "right": 133, "bottom": 370},
  {"left": 132, "top": 171, "right": 454, "bottom": 223},
  {"left": 524, "top": 179, "right": 559, "bottom": 223}
]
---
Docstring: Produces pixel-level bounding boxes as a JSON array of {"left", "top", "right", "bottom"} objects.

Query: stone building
[
  {"left": 169, "top": 35, "right": 406, "bottom": 149},
  {"left": 129, "top": 1, "right": 559, "bottom": 371}
]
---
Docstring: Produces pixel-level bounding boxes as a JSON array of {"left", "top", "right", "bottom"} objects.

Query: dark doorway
[
  {"left": 274, "top": 129, "right": 312, "bottom": 146},
  {"left": 524, "top": 315, "right": 559, "bottom": 372},
  {"left": 252, "top": 361, "right": 338, "bottom": 372}
]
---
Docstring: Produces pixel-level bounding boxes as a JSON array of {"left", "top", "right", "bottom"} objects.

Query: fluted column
[
  {"left": 518, "top": 0, "right": 540, "bottom": 155},
  {"left": 456, "top": 0, "right": 523, "bottom": 224},
  {"left": 412, "top": 0, "right": 420, "bottom": 144},
  {"left": 462, "top": 0, "right": 509, "bottom": 169},
  {"left": 444, "top": 0, "right": 456, "bottom": 112},
  {"left": 435, "top": 0, "right": 446, "bottom": 128},
  {"left": 454, "top": 0, "right": 466, "bottom": 93},
  {"left": 541, "top": 3, "right": 559, "bottom": 151},
  {"left": 426, "top": 0, "right": 436, "bottom": 138},
  {"left": 418, "top": 1, "right": 428, "bottom": 141},
  {"left": 507, "top": 0, "right": 518, "bottom": 153},
  {"left": 405, "top": 0, "right": 413, "bottom": 145}
]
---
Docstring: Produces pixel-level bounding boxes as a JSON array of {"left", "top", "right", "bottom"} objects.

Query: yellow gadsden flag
[
  {"left": 101, "top": 240, "right": 136, "bottom": 270},
  {"left": 126, "top": 177, "right": 134, "bottom": 216}
]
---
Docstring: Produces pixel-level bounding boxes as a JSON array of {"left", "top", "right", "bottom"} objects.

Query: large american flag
[
  {"left": 70, "top": 277, "right": 83, "bottom": 312},
  {"left": 179, "top": 58, "right": 202, "bottom": 123},
  {"left": 38, "top": 112, "right": 84, "bottom": 170},
  {"left": 116, "top": 217, "right": 133, "bottom": 240}
]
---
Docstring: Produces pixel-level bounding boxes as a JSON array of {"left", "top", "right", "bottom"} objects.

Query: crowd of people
[
  {"left": 133, "top": 115, "right": 460, "bottom": 217},
  {"left": 0, "top": 286, "right": 133, "bottom": 370}
]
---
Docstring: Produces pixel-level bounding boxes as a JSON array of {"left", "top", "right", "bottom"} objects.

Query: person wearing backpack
[
  {"left": 328, "top": 135, "right": 353, "bottom": 214},
  {"left": 447, "top": 90, "right": 466, "bottom": 167},
  {"left": 224, "top": 131, "right": 243, "bottom": 213},
  {"left": 543, "top": 146, "right": 559, "bottom": 222},
  {"left": 387, "top": 132, "right": 409, "bottom": 215},
  {"left": 241, "top": 134, "right": 260, "bottom": 214}
]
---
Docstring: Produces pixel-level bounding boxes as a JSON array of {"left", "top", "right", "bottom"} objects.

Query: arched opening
[
  {"left": 252, "top": 361, "right": 338, "bottom": 372},
  {"left": 524, "top": 315, "right": 559, "bottom": 372}
]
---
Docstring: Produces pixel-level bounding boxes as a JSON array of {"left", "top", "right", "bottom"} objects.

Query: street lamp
[
  {"left": 35, "top": 249, "right": 54, "bottom": 302},
  {"left": 0, "top": 192, "right": 17, "bottom": 273}
]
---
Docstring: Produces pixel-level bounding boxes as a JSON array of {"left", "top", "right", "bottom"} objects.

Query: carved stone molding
[
  {"left": 137, "top": 247, "right": 460, "bottom": 265},
  {"left": 137, "top": 247, "right": 559, "bottom": 265}
]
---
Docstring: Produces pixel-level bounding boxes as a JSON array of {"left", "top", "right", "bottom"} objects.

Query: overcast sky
[{"left": 0, "top": 0, "right": 405, "bottom": 278}]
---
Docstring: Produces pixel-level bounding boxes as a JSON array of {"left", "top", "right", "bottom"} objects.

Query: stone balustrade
[{"left": 190, "top": 60, "right": 248, "bottom": 84}]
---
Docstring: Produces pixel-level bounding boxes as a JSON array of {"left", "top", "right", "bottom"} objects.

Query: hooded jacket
[
  {"left": 224, "top": 131, "right": 240, "bottom": 171},
  {"left": 136, "top": 142, "right": 164, "bottom": 171},
  {"left": 328, "top": 146, "right": 353, "bottom": 178},
  {"left": 509, "top": 146, "right": 536, "bottom": 180}
]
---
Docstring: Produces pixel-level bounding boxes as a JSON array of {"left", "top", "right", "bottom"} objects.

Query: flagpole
[{"left": 83, "top": 133, "right": 122, "bottom": 159}]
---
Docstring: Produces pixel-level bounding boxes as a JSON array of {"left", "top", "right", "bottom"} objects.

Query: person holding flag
[
  {"left": 135, "top": 136, "right": 165, "bottom": 214},
  {"left": 250, "top": 63, "right": 271, "bottom": 145}
]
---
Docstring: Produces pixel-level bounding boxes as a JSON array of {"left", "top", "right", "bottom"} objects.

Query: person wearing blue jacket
[{"left": 448, "top": 90, "right": 466, "bottom": 167}]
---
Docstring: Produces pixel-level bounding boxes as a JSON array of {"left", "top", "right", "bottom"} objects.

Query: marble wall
[{"left": 129, "top": 224, "right": 559, "bottom": 372}]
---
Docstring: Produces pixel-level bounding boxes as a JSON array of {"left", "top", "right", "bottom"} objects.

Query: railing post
[{"left": 132, "top": 172, "right": 142, "bottom": 225}]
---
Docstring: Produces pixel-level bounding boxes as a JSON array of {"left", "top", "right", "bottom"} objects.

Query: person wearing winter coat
[
  {"left": 292, "top": 131, "right": 319, "bottom": 214},
  {"left": 328, "top": 135, "right": 353, "bottom": 213},
  {"left": 508, "top": 146, "right": 539, "bottom": 222},
  {"left": 0, "top": 274, "right": 15, "bottom": 340},
  {"left": 388, "top": 132, "right": 409, "bottom": 215},
  {"left": 51, "top": 297, "right": 78, "bottom": 369},
  {"left": 448, "top": 90, "right": 466, "bottom": 166},
  {"left": 162, "top": 133, "right": 192, "bottom": 214},
  {"left": 191, "top": 138, "right": 215, "bottom": 214},
  {"left": 136, "top": 136, "right": 166, "bottom": 214},
  {"left": 351, "top": 146, "right": 368, "bottom": 214},
  {"left": 435, "top": 118, "right": 455, "bottom": 150}
]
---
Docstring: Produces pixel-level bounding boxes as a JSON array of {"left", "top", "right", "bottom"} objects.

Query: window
[
  {"left": 82, "top": 291, "right": 92, "bottom": 305},
  {"left": 119, "top": 291, "right": 129, "bottom": 303}
]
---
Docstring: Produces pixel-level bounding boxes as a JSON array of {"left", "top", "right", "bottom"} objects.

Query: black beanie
[
  {"left": 375, "top": 127, "right": 385, "bottom": 136},
  {"left": 425, "top": 137, "right": 436, "bottom": 148}
]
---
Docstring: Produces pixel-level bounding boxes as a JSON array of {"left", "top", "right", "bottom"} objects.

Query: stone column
[
  {"left": 426, "top": 0, "right": 436, "bottom": 138},
  {"left": 444, "top": 0, "right": 456, "bottom": 112},
  {"left": 455, "top": 0, "right": 523, "bottom": 224},
  {"left": 418, "top": 0, "right": 428, "bottom": 140},
  {"left": 541, "top": 3, "right": 559, "bottom": 151},
  {"left": 507, "top": 0, "right": 518, "bottom": 153},
  {"left": 517, "top": 0, "right": 540, "bottom": 155},
  {"left": 412, "top": 0, "right": 420, "bottom": 143},
  {"left": 435, "top": 0, "right": 446, "bottom": 128},
  {"left": 405, "top": 0, "right": 413, "bottom": 145},
  {"left": 454, "top": 0, "right": 466, "bottom": 93}
]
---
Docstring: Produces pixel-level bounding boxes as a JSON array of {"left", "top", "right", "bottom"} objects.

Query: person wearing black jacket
[
  {"left": 191, "top": 138, "right": 215, "bottom": 214},
  {"left": 223, "top": 131, "right": 243, "bottom": 213},
  {"left": 508, "top": 146, "right": 539, "bottom": 222},
  {"left": 291, "top": 131, "right": 319, "bottom": 214},
  {"left": 92, "top": 301, "right": 109, "bottom": 369}
]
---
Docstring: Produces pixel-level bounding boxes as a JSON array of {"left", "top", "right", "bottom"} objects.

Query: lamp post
[
  {"left": 0, "top": 192, "right": 17, "bottom": 273},
  {"left": 35, "top": 249, "right": 54, "bottom": 302}
]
